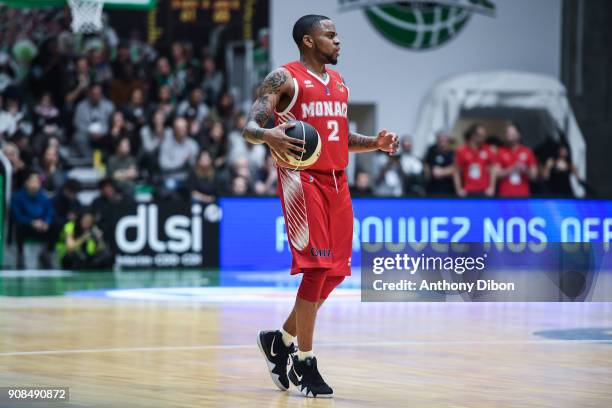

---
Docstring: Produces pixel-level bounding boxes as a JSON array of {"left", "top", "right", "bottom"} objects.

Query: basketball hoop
[{"left": 68, "top": 0, "right": 104, "bottom": 34}]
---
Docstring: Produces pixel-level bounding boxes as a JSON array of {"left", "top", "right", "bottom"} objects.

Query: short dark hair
[
  {"left": 464, "top": 124, "right": 482, "bottom": 142},
  {"left": 292, "top": 15, "right": 331, "bottom": 47}
]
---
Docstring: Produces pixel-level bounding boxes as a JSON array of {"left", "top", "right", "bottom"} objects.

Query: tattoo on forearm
[
  {"left": 251, "top": 96, "right": 270, "bottom": 126},
  {"left": 244, "top": 98, "right": 270, "bottom": 143},
  {"left": 348, "top": 131, "right": 377, "bottom": 151}
]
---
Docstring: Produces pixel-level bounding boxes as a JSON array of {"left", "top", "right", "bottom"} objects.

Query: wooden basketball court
[
  {"left": 1, "top": 272, "right": 611, "bottom": 407},
  {"left": 0, "top": 274, "right": 612, "bottom": 407}
]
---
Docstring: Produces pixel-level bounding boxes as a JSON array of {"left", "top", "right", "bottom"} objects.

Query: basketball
[{"left": 271, "top": 120, "right": 321, "bottom": 170}]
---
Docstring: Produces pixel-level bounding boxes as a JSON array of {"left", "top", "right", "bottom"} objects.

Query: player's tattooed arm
[
  {"left": 349, "top": 130, "right": 399, "bottom": 154},
  {"left": 348, "top": 131, "right": 378, "bottom": 152},
  {"left": 242, "top": 68, "right": 304, "bottom": 160},
  {"left": 243, "top": 68, "right": 291, "bottom": 144}
]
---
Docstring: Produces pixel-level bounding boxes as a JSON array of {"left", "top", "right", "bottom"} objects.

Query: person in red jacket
[
  {"left": 496, "top": 123, "right": 538, "bottom": 197},
  {"left": 453, "top": 124, "right": 497, "bottom": 197}
]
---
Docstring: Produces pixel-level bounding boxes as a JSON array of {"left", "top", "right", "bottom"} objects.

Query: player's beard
[
  {"left": 321, "top": 51, "right": 337, "bottom": 65},
  {"left": 315, "top": 44, "right": 338, "bottom": 65}
]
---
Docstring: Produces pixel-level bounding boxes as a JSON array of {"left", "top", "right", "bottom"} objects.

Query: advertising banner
[
  {"left": 219, "top": 197, "right": 612, "bottom": 270},
  {"left": 111, "top": 201, "right": 219, "bottom": 269}
]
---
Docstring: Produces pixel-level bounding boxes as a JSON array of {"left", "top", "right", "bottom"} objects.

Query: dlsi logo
[
  {"left": 115, "top": 204, "right": 203, "bottom": 253},
  {"left": 338, "top": 0, "right": 496, "bottom": 50}
]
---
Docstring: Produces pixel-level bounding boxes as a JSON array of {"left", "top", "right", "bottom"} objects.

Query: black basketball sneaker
[
  {"left": 257, "top": 330, "right": 296, "bottom": 391},
  {"left": 288, "top": 355, "right": 334, "bottom": 398}
]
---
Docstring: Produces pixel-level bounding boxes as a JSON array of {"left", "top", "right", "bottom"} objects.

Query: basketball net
[{"left": 68, "top": 0, "right": 104, "bottom": 33}]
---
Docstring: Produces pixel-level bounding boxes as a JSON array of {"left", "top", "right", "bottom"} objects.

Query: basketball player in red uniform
[{"left": 243, "top": 15, "right": 398, "bottom": 398}]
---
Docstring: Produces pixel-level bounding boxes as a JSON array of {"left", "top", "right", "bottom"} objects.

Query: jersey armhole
[{"left": 275, "top": 77, "right": 299, "bottom": 116}]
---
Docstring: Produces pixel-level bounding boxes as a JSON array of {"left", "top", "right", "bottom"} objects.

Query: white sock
[
  {"left": 297, "top": 350, "right": 314, "bottom": 361},
  {"left": 281, "top": 328, "right": 296, "bottom": 347}
]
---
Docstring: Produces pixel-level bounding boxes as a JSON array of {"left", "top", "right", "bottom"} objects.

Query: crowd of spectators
[
  {"left": 0, "top": 6, "right": 268, "bottom": 267},
  {"left": 0, "top": 6, "right": 581, "bottom": 269},
  {"left": 358, "top": 122, "right": 580, "bottom": 199}
]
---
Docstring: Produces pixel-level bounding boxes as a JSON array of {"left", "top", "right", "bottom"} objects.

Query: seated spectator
[
  {"left": 10, "top": 170, "right": 55, "bottom": 268},
  {"left": 177, "top": 87, "right": 209, "bottom": 123},
  {"left": 211, "top": 91, "right": 236, "bottom": 128},
  {"left": 399, "top": 136, "right": 425, "bottom": 196},
  {"left": 496, "top": 122, "right": 538, "bottom": 197},
  {"left": 228, "top": 157, "right": 252, "bottom": 193},
  {"left": 107, "top": 137, "right": 138, "bottom": 194},
  {"left": 38, "top": 145, "right": 65, "bottom": 195},
  {"left": 108, "top": 110, "right": 138, "bottom": 154},
  {"left": 254, "top": 154, "right": 277, "bottom": 196},
  {"left": 39, "top": 134, "right": 70, "bottom": 169},
  {"left": 92, "top": 178, "right": 127, "bottom": 240},
  {"left": 200, "top": 55, "right": 224, "bottom": 106},
  {"left": 424, "top": 130, "right": 455, "bottom": 196},
  {"left": 186, "top": 150, "right": 218, "bottom": 204},
  {"left": 158, "top": 117, "right": 199, "bottom": 195},
  {"left": 73, "top": 83, "right": 115, "bottom": 157},
  {"left": 139, "top": 109, "right": 170, "bottom": 178},
  {"left": 123, "top": 87, "right": 147, "bottom": 132},
  {"left": 231, "top": 175, "right": 250, "bottom": 196},
  {"left": 32, "top": 92, "right": 60, "bottom": 135},
  {"left": 453, "top": 124, "right": 496, "bottom": 197},
  {"left": 56, "top": 209, "right": 113, "bottom": 270},
  {"left": 11, "top": 131, "right": 34, "bottom": 167},
  {"left": 155, "top": 84, "right": 176, "bottom": 119},
  {"left": 350, "top": 171, "right": 374, "bottom": 197},
  {"left": 0, "top": 95, "right": 26, "bottom": 138},
  {"left": 201, "top": 120, "right": 227, "bottom": 168},
  {"left": 373, "top": 152, "right": 404, "bottom": 197},
  {"left": 2, "top": 142, "right": 27, "bottom": 190},
  {"left": 542, "top": 142, "right": 579, "bottom": 198},
  {"left": 53, "top": 179, "right": 82, "bottom": 228},
  {"left": 150, "top": 57, "right": 173, "bottom": 100},
  {"left": 140, "top": 108, "right": 170, "bottom": 155}
]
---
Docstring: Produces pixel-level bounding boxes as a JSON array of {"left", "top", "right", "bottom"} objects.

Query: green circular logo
[{"left": 339, "top": 1, "right": 496, "bottom": 50}]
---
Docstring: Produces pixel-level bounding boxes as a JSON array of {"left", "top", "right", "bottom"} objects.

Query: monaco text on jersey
[{"left": 301, "top": 101, "right": 348, "bottom": 119}]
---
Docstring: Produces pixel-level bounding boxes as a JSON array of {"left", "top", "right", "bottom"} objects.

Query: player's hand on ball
[
  {"left": 264, "top": 122, "right": 306, "bottom": 161},
  {"left": 376, "top": 129, "right": 399, "bottom": 155}
]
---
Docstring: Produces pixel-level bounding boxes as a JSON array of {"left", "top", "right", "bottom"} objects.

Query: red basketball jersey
[{"left": 274, "top": 61, "right": 350, "bottom": 172}]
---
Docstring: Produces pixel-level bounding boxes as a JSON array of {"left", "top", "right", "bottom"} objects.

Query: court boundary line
[{"left": 1, "top": 339, "right": 610, "bottom": 357}]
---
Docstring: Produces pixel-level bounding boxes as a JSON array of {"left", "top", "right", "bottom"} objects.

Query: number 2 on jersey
[{"left": 327, "top": 120, "right": 339, "bottom": 142}]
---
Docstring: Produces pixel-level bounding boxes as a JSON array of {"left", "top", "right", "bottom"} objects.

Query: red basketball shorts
[{"left": 277, "top": 167, "right": 353, "bottom": 277}]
